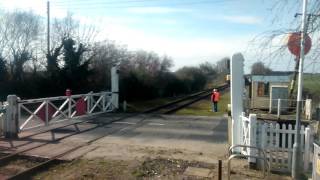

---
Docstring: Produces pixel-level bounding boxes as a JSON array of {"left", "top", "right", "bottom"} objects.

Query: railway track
[
  {"left": 144, "top": 84, "right": 229, "bottom": 114},
  {"left": 0, "top": 84, "right": 229, "bottom": 179}
]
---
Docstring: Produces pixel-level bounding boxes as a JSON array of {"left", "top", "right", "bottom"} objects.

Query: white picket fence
[
  {"left": 244, "top": 98, "right": 313, "bottom": 120},
  {"left": 241, "top": 113, "right": 313, "bottom": 173}
]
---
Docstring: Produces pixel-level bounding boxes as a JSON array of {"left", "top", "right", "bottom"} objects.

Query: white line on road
[
  {"left": 114, "top": 121, "right": 137, "bottom": 125},
  {"left": 148, "top": 123, "right": 165, "bottom": 126}
]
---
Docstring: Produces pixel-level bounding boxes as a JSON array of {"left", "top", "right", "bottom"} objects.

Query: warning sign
[
  {"left": 36, "top": 104, "right": 55, "bottom": 122},
  {"left": 76, "top": 97, "right": 87, "bottom": 116}
]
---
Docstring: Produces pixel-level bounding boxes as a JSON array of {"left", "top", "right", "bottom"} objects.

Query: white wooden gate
[
  {"left": 241, "top": 113, "right": 313, "bottom": 173},
  {"left": 17, "top": 91, "right": 113, "bottom": 131},
  {"left": 2, "top": 91, "right": 116, "bottom": 138}
]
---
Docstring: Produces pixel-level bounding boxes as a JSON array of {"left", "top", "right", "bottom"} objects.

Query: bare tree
[
  {"left": 250, "top": 1, "right": 320, "bottom": 71},
  {"left": 215, "top": 57, "right": 230, "bottom": 74},
  {"left": 251, "top": 61, "right": 273, "bottom": 75},
  {"left": 199, "top": 62, "right": 216, "bottom": 76},
  {"left": 0, "top": 11, "right": 42, "bottom": 81},
  {"left": 0, "top": 56, "right": 7, "bottom": 81},
  {"left": 247, "top": 1, "right": 320, "bottom": 100},
  {"left": 46, "top": 13, "right": 98, "bottom": 74}
]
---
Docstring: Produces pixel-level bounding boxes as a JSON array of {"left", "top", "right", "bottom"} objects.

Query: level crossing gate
[
  {"left": 19, "top": 91, "right": 113, "bottom": 131},
  {"left": 1, "top": 91, "right": 116, "bottom": 138}
]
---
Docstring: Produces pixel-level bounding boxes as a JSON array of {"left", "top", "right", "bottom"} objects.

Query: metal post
[
  {"left": 316, "top": 104, "right": 320, "bottom": 121},
  {"left": 218, "top": 160, "right": 222, "bottom": 180},
  {"left": 292, "top": 0, "right": 308, "bottom": 178},
  {"left": 123, "top": 100, "right": 127, "bottom": 112},
  {"left": 111, "top": 65, "right": 119, "bottom": 109},
  {"left": 45, "top": 100, "right": 49, "bottom": 126},
  {"left": 4, "top": 95, "right": 18, "bottom": 138},
  {"left": 305, "top": 99, "right": 312, "bottom": 120},
  {"left": 277, "top": 99, "right": 281, "bottom": 118},
  {"left": 303, "top": 127, "right": 311, "bottom": 171},
  {"left": 248, "top": 114, "right": 257, "bottom": 165},
  {"left": 47, "top": 1, "right": 50, "bottom": 56}
]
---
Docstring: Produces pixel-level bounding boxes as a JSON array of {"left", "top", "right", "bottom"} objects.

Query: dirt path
[{"left": 33, "top": 157, "right": 291, "bottom": 180}]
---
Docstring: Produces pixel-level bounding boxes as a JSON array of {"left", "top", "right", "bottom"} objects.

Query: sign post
[{"left": 292, "top": 0, "right": 308, "bottom": 178}]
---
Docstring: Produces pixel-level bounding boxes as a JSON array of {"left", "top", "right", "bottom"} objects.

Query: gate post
[
  {"left": 4, "top": 95, "right": 18, "bottom": 138},
  {"left": 248, "top": 114, "right": 257, "bottom": 164},
  {"left": 230, "top": 53, "right": 245, "bottom": 152},
  {"left": 305, "top": 99, "right": 312, "bottom": 120},
  {"left": 111, "top": 65, "right": 119, "bottom": 109},
  {"left": 304, "top": 127, "right": 312, "bottom": 171},
  {"left": 277, "top": 99, "right": 281, "bottom": 118}
]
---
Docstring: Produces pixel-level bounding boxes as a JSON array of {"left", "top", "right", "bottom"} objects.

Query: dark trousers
[{"left": 212, "top": 101, "right": 218, "bottom": 112}]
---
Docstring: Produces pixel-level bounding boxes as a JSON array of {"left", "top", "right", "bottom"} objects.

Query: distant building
[{"left": 247, "top": 71, "right": 293, "bottom": 111}]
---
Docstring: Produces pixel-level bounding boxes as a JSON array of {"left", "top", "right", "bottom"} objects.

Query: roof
[
  {"left": 247, "top": 71, "right": 293, "bottom": 83},
  {"left": 265, "top": 71, "right": 294, "bottom": 76},
  {"left": 251, "top": 75, "right": 291, "bottom": 83}
]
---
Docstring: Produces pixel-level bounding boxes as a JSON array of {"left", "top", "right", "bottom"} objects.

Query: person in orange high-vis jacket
[{"left": 211, "top": 89, "right": 220, "bottom": 112}]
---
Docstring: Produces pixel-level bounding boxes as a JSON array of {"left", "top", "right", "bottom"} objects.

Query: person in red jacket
[{"left": 211, "top": 89, "right": 220, "bottom": 112}]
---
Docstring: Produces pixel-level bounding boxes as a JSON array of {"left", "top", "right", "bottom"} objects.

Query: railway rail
[
  {"left": 144, "top": 84, "right": 229, "bottom": 114},
  {"left": 0, "top": 84, "right": 229, "bottom": 179}
]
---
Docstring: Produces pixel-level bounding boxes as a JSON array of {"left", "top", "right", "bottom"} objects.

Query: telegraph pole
[
  {"left": 47, "top": 1, "right": 50, "bottom": 56},
  {"left": 292, "top": 0, "right": 308, "bottom": 178}
]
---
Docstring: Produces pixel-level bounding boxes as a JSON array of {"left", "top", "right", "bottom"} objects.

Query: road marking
[
  {"left": 114, "top": 121, "right": 136, "bottom": 125},
  {"left": 148, "top": 123, "right": 165, "bottom": 126}
]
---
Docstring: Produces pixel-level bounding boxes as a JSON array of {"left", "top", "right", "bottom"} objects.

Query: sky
[{"left": 0, "top": 0, "right": 319, "bottom": 73}]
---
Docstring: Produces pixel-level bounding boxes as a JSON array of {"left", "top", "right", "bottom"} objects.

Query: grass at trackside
[
  {"left": 292, "top": 73, "right": 320, "bottom": 106},
  {"left": 127, "top": 90, "right": 230, "bottom": 116},
  {"left": 128, "top": 97, "right": 178, "bottom": 112},
  {"left": 303, "top": 74, "right": 320, "bottom": 98},
  {"left": 175, "top": 91, "right": 230, "bottom": 116}
]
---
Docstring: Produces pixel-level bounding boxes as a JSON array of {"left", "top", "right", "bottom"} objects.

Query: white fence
[
  {"left": 241, "top": 113, "right": 313, "bottom": 173},
  {"left": 244, "top": 98, "right": 312, "bottom": 120}
]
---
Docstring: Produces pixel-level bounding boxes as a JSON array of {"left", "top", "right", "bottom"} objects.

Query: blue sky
[{"left": 1, "top": 0, "right": 318, "bottom": 73}]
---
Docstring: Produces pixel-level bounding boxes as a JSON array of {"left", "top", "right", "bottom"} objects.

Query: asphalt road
[
  {"left": 2, "top": 113, "right": 229, "bottom": 163},
  {"left": 70, "top": 114, "right": 229, "bottom": 162}
]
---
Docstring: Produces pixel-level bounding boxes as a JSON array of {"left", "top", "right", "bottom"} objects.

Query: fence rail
[{"left": 244, "top": 98, "right": 312, "bottom": 120}]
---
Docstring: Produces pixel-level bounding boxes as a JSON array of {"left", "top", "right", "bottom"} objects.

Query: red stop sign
[{"left": 287, "top": 32, "right": 312, "bottom": 57}]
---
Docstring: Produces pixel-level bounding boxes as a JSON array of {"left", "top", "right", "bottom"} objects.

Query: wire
[
  {"left": 52, "top": 0, "right": 234, "bottom": 9},
  {"left": 53, "top": 0, "right": 232, "bottom": 5},
  {"left": 53, "top": 0, "right": 174, "bottom": 5}
]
